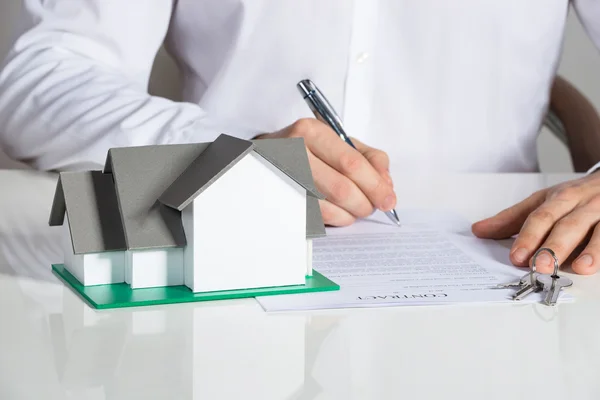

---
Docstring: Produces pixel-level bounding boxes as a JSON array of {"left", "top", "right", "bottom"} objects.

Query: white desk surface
[{"left": 1, "top": 170, "right": 599, "bottom": 400}]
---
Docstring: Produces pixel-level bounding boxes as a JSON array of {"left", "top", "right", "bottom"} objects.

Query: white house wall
[
  {"left": 62, "top": 219, "right": 125, "bottom": 286},
  {"left": 62, "top": 221, "right": 82, "bottom": 281},
  {"left": 183, "top": 151, "right": 307, "bottom": 293},
  {"left": 126, "top": 248, "right": 184, "bottom": 289},
  {"left": 182, "top": 204, "right": 195, "bottom": 290},
  {"left": 306, "top": 239, "right": 313, "bottom": 277}
]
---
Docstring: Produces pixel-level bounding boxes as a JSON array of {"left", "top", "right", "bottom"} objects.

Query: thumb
[{"left": 351, "top": 137, "right": 393, "bottom": 186}]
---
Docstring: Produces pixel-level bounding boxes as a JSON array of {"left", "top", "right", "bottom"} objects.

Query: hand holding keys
[{"left": 498, "top": 248, "right": 572, "bottom": 306}]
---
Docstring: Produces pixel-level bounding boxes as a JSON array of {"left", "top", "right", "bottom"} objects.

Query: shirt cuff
[{"left": 586, "top": 161, "right": 600, "bottom": 175}]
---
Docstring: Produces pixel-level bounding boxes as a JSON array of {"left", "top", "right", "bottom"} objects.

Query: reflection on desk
[{"left": 1, "top": 170, "right": 600, "bottom": 400}]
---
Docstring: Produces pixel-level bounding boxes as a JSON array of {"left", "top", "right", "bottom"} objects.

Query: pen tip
[{"left": 385, "top": 209, "right": 401, "bottom": 226}]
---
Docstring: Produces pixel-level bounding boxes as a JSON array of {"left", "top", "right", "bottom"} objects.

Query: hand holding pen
[
  {"left": 297, "top": 79, "right": 400, "bottom": 226},
  {"left": 255, "top": 80, "right": 399, "bottom": 226}
]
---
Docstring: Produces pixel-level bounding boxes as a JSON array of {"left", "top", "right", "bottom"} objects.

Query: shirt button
[{"left": 356, "top": 52, "right": 370, "bottom": 63}]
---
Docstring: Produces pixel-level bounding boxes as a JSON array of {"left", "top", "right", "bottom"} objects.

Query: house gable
[
  {"left": 251, "top": 137, "right": 325, "bottom": 199},
  {"left": 252, "top": 138, "right": 326, "bottom": 238},
  {"left": 158, "top": 134, "right": 255, "bottom": 211},
  {"left": 182, "top": 151, "right": 307, "bottom": 292},
  {"left": 157, "top": 135, "right": 327, "bottom": 240}
]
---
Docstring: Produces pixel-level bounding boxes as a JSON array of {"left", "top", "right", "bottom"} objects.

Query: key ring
[{"left": 531, "top": 247, "right": 560, "bottom": 285}]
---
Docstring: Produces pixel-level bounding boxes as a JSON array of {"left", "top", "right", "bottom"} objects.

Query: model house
[{"left": 49, "top": 134, "right": 327, "bottom": 294}]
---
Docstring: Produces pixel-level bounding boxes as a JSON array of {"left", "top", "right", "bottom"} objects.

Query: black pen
[{"left": 297, "top": 79, "right": 401, "bottom": 226}]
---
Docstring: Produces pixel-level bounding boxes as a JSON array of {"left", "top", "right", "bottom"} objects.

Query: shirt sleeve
[
  {"left": 0, "top": 0, "right": 258, "bottom": 171},
  {"left": 586, "top": 161, "right": 600, "bottom": 174},
  {"left": 573, "top": 0, "right": 600, "bottom": 49}
]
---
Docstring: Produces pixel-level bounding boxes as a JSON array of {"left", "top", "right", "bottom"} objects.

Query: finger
[
  {"left": 351, "top": 137, "right": 393, "bottom": 186},
  {"left": 572, "top": 222, "right": 600, "bottom": 275},
  {"left": 472, "top": 190, "right": 546, "bottom": 240},
  {"left": 533, "top": 205, "right": 600, "bottom": 273},
  {"left": 509, "top": 197, "right": 580, "bottom": 267},
  {"left": 319, "top": 199, "right": 355, "bottom": 227},
  {"left": 308, "top": 150, "right": 374, "bottom": 218},
  {"left": 305, "top": 126, "right": 395, "bottom": 212}
]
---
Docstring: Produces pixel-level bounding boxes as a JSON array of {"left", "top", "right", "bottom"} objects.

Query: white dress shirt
[{"left": 0, "top": 0, "right": 599, "bottom": 172}]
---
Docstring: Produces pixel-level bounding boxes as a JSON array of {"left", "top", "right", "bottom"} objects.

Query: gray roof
[
  {"left": 51, "top": 134, "right": 325, "bottom": 252},
  {"left": 49, "top": 171, "right": 127, "bottom": 254},
  {"left": 306, "top": 196, "right": 326, "bottom": 238},
  {"left": 105, "top": 143, "right": 210, "bottom": 250},
  {"left": 159, "top": 135, "right": 325, "bottom": 211},
  {"left": 159, "top": 134, "right": 255, "bottom": 211},
  {"left": 251, "top": 138, "right": 324, "bottom": 199}
]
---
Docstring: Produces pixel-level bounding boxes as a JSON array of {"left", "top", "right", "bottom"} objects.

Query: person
[{"left": 1, "top": 0, "right": 600, "bottom": 275}]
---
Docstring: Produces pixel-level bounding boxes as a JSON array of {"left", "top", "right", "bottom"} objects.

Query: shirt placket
[{"left": 342, "top": 0, "right": 378, "bottom": 142}]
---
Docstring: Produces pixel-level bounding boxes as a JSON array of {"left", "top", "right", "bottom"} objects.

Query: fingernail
[
  {"left": 382, "top": 194, "right": 396, "bottom": 211},
  {"left": 512, "top": 248, "right": 529, "bottom": 263},
  {"left": 535, "top": 253, "right": 552, "bottom": 270},
  {"left": 575, "top": 254, "right": 593, "bottom": 268}
]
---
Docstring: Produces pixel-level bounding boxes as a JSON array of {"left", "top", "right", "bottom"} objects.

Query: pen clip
[{"left": 297, "top": 80, "right": 353, "bottom": 146}]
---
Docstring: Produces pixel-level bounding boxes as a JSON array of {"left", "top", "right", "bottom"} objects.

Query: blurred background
[{"left": 0, "top": 2, "right": 598, "bottom": 172}]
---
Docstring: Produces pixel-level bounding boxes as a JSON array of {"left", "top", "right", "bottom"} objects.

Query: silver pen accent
[{"left": 297, "top": 79, "right": 400, "bottom": 226}]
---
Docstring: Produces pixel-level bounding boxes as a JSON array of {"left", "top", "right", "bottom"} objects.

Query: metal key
[
  {"left": 496, "top": 271, "right": 540, "bottom": 289},
  {"left": 512, "top": 280, "right": 543, "bottom": 301},
  {"left": 510, "top": 247, "right": 558, "bottom": 301},
  {"left": 505, "top": 248, "right": 545, "bottom": 300},
  {"left": 532, "top": 247, "right": 569, "bottom": 306},
  {"left": 537, "top": 274, "right": 573, "bottom": 306}
]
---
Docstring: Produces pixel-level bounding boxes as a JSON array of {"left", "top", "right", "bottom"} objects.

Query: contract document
[{"left": 256, "top": 210, "right": 573, "bottom": 312}]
